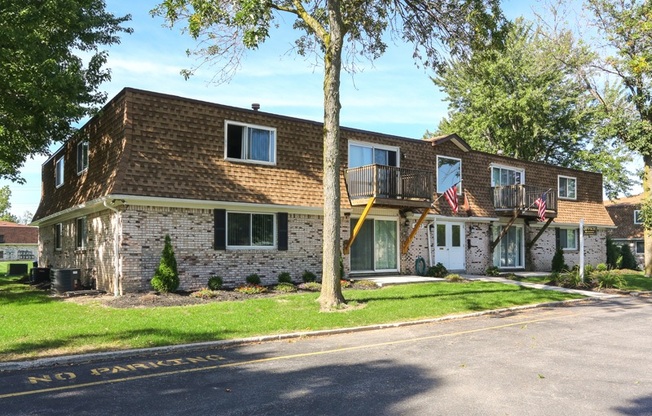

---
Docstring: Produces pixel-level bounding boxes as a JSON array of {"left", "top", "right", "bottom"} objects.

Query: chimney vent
[{"left": 252, "top": 103, "right": 260, "bottom": 111}]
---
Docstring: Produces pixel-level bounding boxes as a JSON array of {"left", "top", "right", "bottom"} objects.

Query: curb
[{"left": 0, "top": 296, "right": 607, "bottom": 372}]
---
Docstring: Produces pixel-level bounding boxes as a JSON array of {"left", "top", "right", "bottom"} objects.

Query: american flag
[
  {"left": 535, "top": 193, "right": 546, "bottom": 222},
  {"left": 444, "top": 185, "right": 459, "bottom": 214}
]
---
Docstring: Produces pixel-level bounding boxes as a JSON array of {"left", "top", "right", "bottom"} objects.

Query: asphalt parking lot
[{"left": 1, "top": 295, "right": 651, "bottom": 415}]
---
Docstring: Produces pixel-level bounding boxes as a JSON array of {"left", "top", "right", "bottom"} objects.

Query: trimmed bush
[
  {"left": 274, "top": 282, "right": 297, "bottom": 293},
  {"left": 246, "top": 274, "right": 261, "bottom": 285},
  {"left": 302, "top": 270, "right": 317, "bottom": 283},
  {"left": 606, "top": 236, "right": 620, "bottom": 269},
  {"left": 445, "top": 273, "right": 465, "bottom": 282},
  {"left": 427, "top": 262, "right": 448, "bottom": 278},
  {"left": 592, "top": 270, "right": 624, "bottom": 290},
  {"left": 485, "top": 266, "right": 500, "bottom": 277},
  {"left": 208, "top": 276, "right": 223, "bottom": 290},
  {"left": 277, "top": 272, "right": 292, "bottom": 284},
  {"left": 595, "top": 263, "right": 608, "bottom": 272},
  {"left": 551, "top": 248, "right": 567, "bottom": 273},
  {"left": 235, "top": 285, "right": 267, "bottom": 294},
  {"left": 151, "top": 234, "right": 179, "bottom": 293},
  {"left": 619, "top": 244, "right": 638, "bottom": 270}
]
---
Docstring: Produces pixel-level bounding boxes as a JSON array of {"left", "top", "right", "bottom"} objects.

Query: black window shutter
[
  {"left": 277, "top": 213, "right": 288, "bottom": 251},
  {"left": 214, "top": 209, "right": 226, "bottom": 250},
  {"left": 555, "top": 227, "right": 560, "bottom": 250}
]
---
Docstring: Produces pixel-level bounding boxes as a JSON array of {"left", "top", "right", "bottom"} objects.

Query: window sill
[{"left": 75, "top": 249, "right": 87, "bottom": 254}]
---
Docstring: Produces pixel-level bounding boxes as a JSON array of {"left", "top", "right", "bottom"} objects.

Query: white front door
[{"left": 434, "top": 222, "right": 465, "bottom": 270}]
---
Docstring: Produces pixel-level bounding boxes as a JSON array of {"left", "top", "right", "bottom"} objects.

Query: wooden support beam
[
  {"left": 490, "top": 211, "right": 520, "bottom": 250},
  {"left": 343, "top": 197, "right": 376, "bottom": 255},
  {"left": 526, "top": 217, "right": 554, "bottom": 249},
  {"left": 401, "top": 209, "right": 430, "bottom": 254}
]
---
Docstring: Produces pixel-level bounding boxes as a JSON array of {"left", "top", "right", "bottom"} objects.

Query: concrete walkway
[{"left": 354, "top": 274, "right": 620, "bottom": 299}]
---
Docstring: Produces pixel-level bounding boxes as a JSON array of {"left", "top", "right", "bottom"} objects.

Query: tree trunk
[
  {"left": 318, "top": 0, "right": 346, "bottom": 310},
  {"left": 644, "top": 155, "right": 651, "bottom": 277}
]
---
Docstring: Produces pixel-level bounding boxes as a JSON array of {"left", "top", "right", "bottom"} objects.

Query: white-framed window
[
  {"left": 55, "top": 157, "right": 64, "bottom": 188},
  {"left": 348, "top": 141, "right": 399, "bottom": 168},
  {"left": 77, "top": 141, "right": 89, "bottom": 174},
  {"left": 634, "top": 210, "right": 644, "bottom": 224},
  {"left": 437, "top": 156, "right": 462, "bottom": 194},
  {"left": 76, "top": 217, "right": 87, "bottom": 249},
  {"left": 636, "top": 241, "right": 644, "bottom": 254},
  {"left": 227, "top": 212, "right": 275, "bottom": 248},
  {"left": 225, "top": 121, "right": 276, "bottom": 164},
  {"left": 559, "top": 228, "right": 578, "bottom": 250},
  {"left": 54, "top": 223, "right": 62, "bottom": 251},
  {"left": 491, "top": 164, "right": 524, "bottom": 187},
  {"left": 558, "top": 175, "right": 577, "bottom": 200}
]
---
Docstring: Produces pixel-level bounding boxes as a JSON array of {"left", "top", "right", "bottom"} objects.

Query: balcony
[
  {"left": 345, "top": 164, "right": 433, "bottom": 208},
  {"left": 492, "top": 184, "right": 557, "bottom": 218}
]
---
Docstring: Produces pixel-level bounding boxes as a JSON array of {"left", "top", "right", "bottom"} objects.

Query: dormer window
[
  {"left": 225, "top": 121, "right": 276, "bottom": 164},
  {"left": 558, "top": 175, "right": 577, "bottom": 200}
]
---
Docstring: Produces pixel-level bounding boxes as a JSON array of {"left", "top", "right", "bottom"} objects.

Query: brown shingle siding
[
  {"left": 0, "top": 221, "right": 38, "bottom": 244},
  {"left": 606, "top": 194, "right": 644, "bottom": 239}
]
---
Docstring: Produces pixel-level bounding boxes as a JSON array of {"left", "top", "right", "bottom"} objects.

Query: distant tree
[
  {"left": 16, "top": 211, "right": 33, "bottom": 225},
  {"left": 434, "top": 19, "right": 632, "bottom": 198},
  {"left": 153, "top": 0, "right": 507, "bottom": 310},
  {"left": 0, "top": 0, "right": 132, "bottom": 182},
  {"left": 0, "top": 186, "right": 18, "bottom": 222},
  {"left": 584, "top": 0, "right": 652, "bottom": 276}
]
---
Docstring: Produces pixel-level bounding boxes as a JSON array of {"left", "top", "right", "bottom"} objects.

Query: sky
[{"left": 3, "top": 0, "right": 634, "bottom": 221}]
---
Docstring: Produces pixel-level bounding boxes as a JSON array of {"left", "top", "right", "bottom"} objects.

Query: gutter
[{"left": 102, "top": 198, "right": 123, "bottom": 297}]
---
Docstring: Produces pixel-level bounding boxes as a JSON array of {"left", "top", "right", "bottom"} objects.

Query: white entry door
[{"left": 435, "top": 222, "right": 465, "bottom": 270}]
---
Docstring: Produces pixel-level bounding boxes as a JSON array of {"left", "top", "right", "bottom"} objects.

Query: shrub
[
  {"left": 352, "top": 279, "right": 378, "bottom": 289},
  {"left": 151, "top": 234, "right": 179, "bottom": 293},
  {"left": 298, "top": 282, "right": 321, "bottom": 291},
  {"left": 274, "top": 282, "right": 297, "bottom": 293},
  {"left": 606, "top": 236, "right": 621, "bottom": 270},
  {"left": 551, "top": 248, "right": 568, "bottom": 273},
  {"left": 445, "top": 273, "right": 466, "bottom": 282},
  {"left": 302, "top": 270, "right": 317, "bottom": 283},
  {"left": 555, "top": 270, "right": 587, "bottom": 289},
  {"left": 207, "top": 276, "right": 223, "bottom": 291},
  {"left": 340, "top": 279, "right": 352, "bottom": 288},
  {"left": 485, "top": 266, "right": 500, "bottom": 277},
  {"left": 246, "top": 274, "right": 262, "bottom": 285},
  {"left": 235, "top": 285, "right": 267, "bottom": 294},
  {"left": 619, "top": 244, "right": 639, "bottom": 270},
  {"left": 584, "top": 264, "right": 595, "bottom": 278},
  {"left": 427, "top": 262, "right": 448, "bottom": 278},
  {"left": 595, "top": 263, "right": 608, "bottom": 272},
  {"left": 592, "top": 270, "right": 624, "bottom": 290},
  {"left": 277, "top": 272, "right": 292, "bottom": 284},
  {"left": 190, "top": 288, "right": 219, "bottom": 299}
]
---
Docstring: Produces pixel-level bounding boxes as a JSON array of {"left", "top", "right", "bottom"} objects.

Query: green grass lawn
[{"left": 0, "top": 276, "right": 584, "bottom": 362}]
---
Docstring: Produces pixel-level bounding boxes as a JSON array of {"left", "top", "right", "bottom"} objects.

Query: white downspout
[
  {"left": 427, "top": 222, "right": 434, "bottom": 267},
  {"left": 103, "top": 199, "right": 122, "bottom": 296}
]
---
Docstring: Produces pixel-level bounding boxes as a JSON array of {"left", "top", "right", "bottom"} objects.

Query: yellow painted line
[{"left": 0, "top": 310, "right": 585, "bottom": 399}]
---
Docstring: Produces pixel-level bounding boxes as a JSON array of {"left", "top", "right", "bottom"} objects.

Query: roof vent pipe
[{"left": 252, "top": 103, "right": 260, "bottom": 111}]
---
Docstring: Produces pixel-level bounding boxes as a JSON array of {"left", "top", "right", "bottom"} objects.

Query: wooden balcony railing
[
  {"left": 492, "top": 184, "right": 557, "bottom": 216},
  {"left": 345, "top": 164, "right": 433, "bottom": 207}
]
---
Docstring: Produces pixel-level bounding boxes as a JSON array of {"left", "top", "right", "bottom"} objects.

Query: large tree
[
  {"left": 153, "top": 0, "right": 505, "bottom": 309},
  {"left": 0, "top": 186, "right": 18, "bottom": 223},
  {"left": 584, "top": 0, "right": 652, "bottom": 276},
  {"left": 434, "top": 18, "right": 632, "bottom": 198},
  {"left": 0, "top": 0, "right": 132, "bottom": 182}
]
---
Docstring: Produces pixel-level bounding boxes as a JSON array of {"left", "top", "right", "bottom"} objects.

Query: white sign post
[{"left": 579, "top": 219, "right": 585, "bottom": 283}]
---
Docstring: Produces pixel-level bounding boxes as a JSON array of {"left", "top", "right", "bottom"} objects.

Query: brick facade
[{"left": 32, "top": 88, "right": 615, "bottom": 293}]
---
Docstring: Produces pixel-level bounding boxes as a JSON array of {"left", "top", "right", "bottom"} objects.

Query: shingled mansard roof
[{"left": 32, "top": 88, "right": 615, "bottom": 228}]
